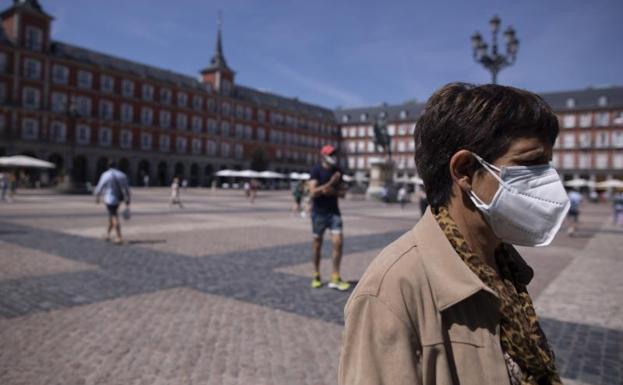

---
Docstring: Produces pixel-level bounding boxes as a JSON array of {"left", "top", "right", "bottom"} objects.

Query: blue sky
[{"left": 18, "top": 0, "right": 623, "bottom": 108}]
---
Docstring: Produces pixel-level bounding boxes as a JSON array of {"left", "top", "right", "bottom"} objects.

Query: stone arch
[
  {"left": 47, "top": 153, "right": 64, "bottom": 184},
  {"left": 157, "top": 161, "right": 168, "bottom": 186},
  {"left": 137, "top": 159, "right": 150, "bottom": 186},
  {"left": 119, "top": 157, "right": 130, "bottom": 175},
  {"left": 174, "top": 162, "right": 185, "bottom": 180},
  {"left": 95, "top": 156, "right": 109, "bottom": 180},
  {"left": 73, "top": 155, "right": 88, "bottom": 183},
  {"left": 190, "top": 163, "right": 199, "bottom": 187}
]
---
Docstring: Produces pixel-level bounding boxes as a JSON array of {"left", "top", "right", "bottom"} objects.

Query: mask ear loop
[{"left": 471, "top": 153, "right": 511, "bottom": 190}]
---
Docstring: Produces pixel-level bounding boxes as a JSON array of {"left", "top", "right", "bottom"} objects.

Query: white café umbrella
[
  {"left": 0, "top": 155, "right": 55, "bottom": 169},
  {"left": 289, "top": 172, "right": 310, "bottom": 180},
  {"left": 564, "top": 178, "right": 592, "bottom": 188},
  {"left": 258, "top": 171, "right": 286, "bottom": 179},
  {"left": 238, "top": 169, "right": 262, "bottom": 178},
  {"left": 215, "top": 169, "right": 240, "bottom": 177},
  {"left": 596, "top": 179, "right": 623, "bottom": 189}
]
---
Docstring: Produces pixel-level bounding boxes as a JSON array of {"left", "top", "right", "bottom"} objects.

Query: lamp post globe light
[{"left": 471, "top": 15, "right": 519, "bottom": 84}]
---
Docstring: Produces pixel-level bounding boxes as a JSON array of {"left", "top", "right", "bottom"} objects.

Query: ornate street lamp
[{"left": 471, "top": 15, "right": 519, "bottom": 84}]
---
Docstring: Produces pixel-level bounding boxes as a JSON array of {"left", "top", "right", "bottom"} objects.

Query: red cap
[{"left": 320, "top": 144, "right": 336, "bottom": 156}]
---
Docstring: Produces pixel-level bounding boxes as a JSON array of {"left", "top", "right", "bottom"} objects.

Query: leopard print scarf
[{"left": 435, "top": 206, "right": 561, "bottom": 385}]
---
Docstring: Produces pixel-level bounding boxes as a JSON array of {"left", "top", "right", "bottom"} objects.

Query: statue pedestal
[{"left": 366, "top": 159, "right": 396, "bottom": 201}]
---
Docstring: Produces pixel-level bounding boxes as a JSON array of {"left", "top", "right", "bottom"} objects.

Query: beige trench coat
[{"left": 339, "top": 208, "right": 536, "bottom": 385}]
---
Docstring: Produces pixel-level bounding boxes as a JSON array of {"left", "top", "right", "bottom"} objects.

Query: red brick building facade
[{"left": 0, "top": 1, "right": 339, "bottom": 186}]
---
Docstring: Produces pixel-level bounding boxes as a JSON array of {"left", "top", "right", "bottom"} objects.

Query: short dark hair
[
  {"left": 108, "top": 159, "right": 117, "bottom": 169},
  {"left": 414, "top": 83, "right": 559, "bottom": 209}
]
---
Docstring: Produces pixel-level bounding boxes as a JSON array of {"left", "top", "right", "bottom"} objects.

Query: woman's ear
[{"left": 449, "top": 150, "right": 476, "bottom": 193}]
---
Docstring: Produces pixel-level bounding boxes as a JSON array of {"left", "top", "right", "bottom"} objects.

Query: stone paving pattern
[{"left": 0, "top": 188, "right": 621, "bottom": 385}]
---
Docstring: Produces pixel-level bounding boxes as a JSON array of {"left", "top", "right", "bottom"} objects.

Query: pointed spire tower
[{"left": 200, "top": 11, "right": 235, "bottom": 95}]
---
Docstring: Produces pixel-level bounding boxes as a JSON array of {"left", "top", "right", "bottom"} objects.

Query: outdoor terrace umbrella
[
  {"left": 238, "top": 170, "right": 262, "bottom": 178},
  {"left": 289, "top": 172, "right": 310, "bottom": 180},
  {"left": 215, "top": 169, "right": 240, "bottom": 177},
  {"left": 595, "top": 179, "right": 623, "bottom": 189},
  {"left": 564, "top": 178, "right": 594, "bottom": 188},
  {"left": 0, "top": 155, "right": 55, "bottom": 169},
  {"left": 257, "top": 171, "right": 286, "bottom": 179}
]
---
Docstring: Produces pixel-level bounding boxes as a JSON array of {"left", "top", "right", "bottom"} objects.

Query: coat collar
[{"left": 411, "top": 207, "right": 502, "bottom": 311}]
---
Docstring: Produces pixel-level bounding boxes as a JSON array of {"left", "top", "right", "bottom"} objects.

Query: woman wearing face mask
[{"left": 339, "top": 83, "right": 568, "bottom": 385}]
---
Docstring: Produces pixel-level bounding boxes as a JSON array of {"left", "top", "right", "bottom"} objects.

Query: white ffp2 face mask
[{"left": 468, "top": 153, "right": 570, "bottom": 247}]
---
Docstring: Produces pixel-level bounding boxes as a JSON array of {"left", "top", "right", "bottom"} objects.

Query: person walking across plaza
[
  {"left": 94, "top": 160, "right": 131, "bottom": 244},
  {"left": 0, "top": 171, "right": 8, "bottom": 202},
  {"left": 340, "top": 83, "right": 568, "bottom": 385},
  {"left": 397, "top": 184, "right": 408, "bottom": 209},
  {"left": 613, "top": 191, "right": 623, "bottom": 226},
  {"left": 170, "top": 177, "right": 184, "bottom": 208},
  {"left": 292, "top": 180, "right": 305, "bottom": 216},
  {"left": 308, "top": 144, "right": 350, "bottom": 291},
  {"left": 566, "top": 188, "right": 583, "bottom": 236}
]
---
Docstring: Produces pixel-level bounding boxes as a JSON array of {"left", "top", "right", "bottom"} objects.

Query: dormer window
[
  {"left": 598, "top": 96, "right": 608, "bottom": 107},
  {"left": 400, "top": 110, "right": 408, "bottom": 119},
  {"left": 360, "top": 113, "right": 368, "bottom": 122},
  {"left": 379, "top": 111, "right": 387, "bottom": 119},
  {"left": 566, "top": 98, "right": 576, "bottom": 108},
  {"left": 342, "top": 115, "right": 349, "bottom": 123},
  {"left": 25, "top": 26, "right": 43, "bottom": 51}
]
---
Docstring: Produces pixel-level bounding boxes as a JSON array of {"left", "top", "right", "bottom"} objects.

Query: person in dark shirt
[{"left": 308, "top": 145, "right": 350, "bottom": 291}]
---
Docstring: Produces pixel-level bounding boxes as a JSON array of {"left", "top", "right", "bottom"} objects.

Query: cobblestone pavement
[{"left": 0, "top": 188, "right": 621, "bottom": 385}]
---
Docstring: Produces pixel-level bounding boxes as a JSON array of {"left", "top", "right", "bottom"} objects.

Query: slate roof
[
  {"left": 49, "top": 41, "right": 335, "bottom": 120},
  {"left": 0, "top": 0, "right": 53, "bottom": 19},
  {"left": 236, "top": 86, "right": 335, "bottom": 120},
  {"left": 335, "top": 86, "right": 623, "bottom": 124},
  {"left": 335, "top": 101, "right": 425, "bottom": 125},
  {"left": 539, "top": 86, "right": 623, "bottom": 111},
  {"left": 51, "top": 41, "right": 206, "bottom": 90}
]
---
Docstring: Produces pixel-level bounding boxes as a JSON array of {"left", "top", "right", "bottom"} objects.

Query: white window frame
[
  {"left": 121, "top": 103, "right": 133, "bottom": 123},
  {"left": 49, "top": 121, "right": 66, "bottom": 143},
  {"left": 22, "top": 86, "right": 40, "bottom": 109},
  {"left": 120, "top": 129, "right": 132, "bottom": 149},
  {"left": 25, "top": 26, "right": 43, "bottom": 51},
  {"left": 76, "top": 124, "right": 91, "bottom": 145},
  {"left": 176, "top": 113, "right": 187, "bottom": 130},
  {"left": 192, "top": 116, "right": 202, "bottom": 132},
  {"left": 24, "top": 58, "right": 42, "bottom": 80},
  {"left": 141, "top": 132, "right": 152, "bottom": 150},
  {"left": 160, "top": 88, "right": 172, "bottom": 104},
  {"left": 98, "top": 127, "right": 112, "bottom": 147},
  {"left": 122, "top": 79, "right": 134, "bottom": 97},
  {"left": 207, "top": 140, "right": 217, "bottom": 156},
  {"left": 562, "top": 114, "right": 576, "bottom": 129},
  {"left": 76, "top": 96, "right": 92, "bottom": 117},
  {"left": 77, "top": 70, "right": 93, "bottom": 89},
  {"left": 177, "top": 92, "right": 188, "bottom": 107},
  {"left": 160, "top": 110, "right": 171, "bottom": 129},
  {"left": 142, "top": 84, "right": 154, "bottom": 101},
  {"left": 141, "top": 107, "right": 153, "bottom": 126},
  {"left": 21, "top": 118, "right": 39, "bottom": 140},
  {"left": 99, "top": 100, "right": 114, "bottom": 120},
  {"left": 52, "top": 64, "right": 69, "bottom": 84},
  {"left": 192, "top": 138, "right": 202, "bottom": 155},
  {"left": 159, "top": 135, "right": 171, "bottom": 152},
  {"left": 176, "top": 137, "right": 187, "bottom": 153},
  {"left": 100, "top": 75, "right": 114, "bottom": 93}
]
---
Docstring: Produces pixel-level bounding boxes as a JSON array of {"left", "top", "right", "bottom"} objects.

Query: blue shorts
[
  {"left": 106, "top": 204, "right": 119, "bottom": 216},
  {"left": 311, "top": 212, "right": 342, "bottom": 238}
]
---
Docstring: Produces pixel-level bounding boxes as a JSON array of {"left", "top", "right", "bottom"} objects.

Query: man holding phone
[{"left": 308, "top": 145, "right": 350, "bottom": 291}]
